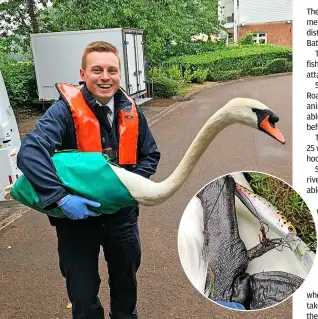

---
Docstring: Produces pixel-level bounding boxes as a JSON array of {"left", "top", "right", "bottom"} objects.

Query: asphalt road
[{"left": 0, "top": 74, "right": 292, "bottom": 319}]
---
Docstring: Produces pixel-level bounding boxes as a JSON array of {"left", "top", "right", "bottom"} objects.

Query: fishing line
[
  {"left": 235, "top": 185, "right": 272, "bottom": 244},
  {"left": 276, "top": 237, "right": 303, "bottom": 253}
]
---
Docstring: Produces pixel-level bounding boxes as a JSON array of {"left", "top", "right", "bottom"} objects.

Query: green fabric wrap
[{"left": 10, "top": 151, "right": 137, "bottom": 218}]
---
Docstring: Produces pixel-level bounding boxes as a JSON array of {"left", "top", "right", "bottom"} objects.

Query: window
[
  {"left": 226, "top": 13, "right": 234, "bottom": 23},
  {"left": 253, "top": 33, "right": 267, "bottom": 44}
]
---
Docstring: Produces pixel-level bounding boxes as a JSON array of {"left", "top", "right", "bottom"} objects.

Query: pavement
[{"left": 0, "top": 74, "right": 293, "bottom": 319}]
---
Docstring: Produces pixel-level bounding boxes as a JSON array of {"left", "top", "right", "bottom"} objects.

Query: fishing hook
[{"left": 258, "top": 221, "right": 270, "bottom": 244}]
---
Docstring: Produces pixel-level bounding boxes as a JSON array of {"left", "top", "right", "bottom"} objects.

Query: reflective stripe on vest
[{"left": 55, "top": 83, "right": 139, "bottom": 165}]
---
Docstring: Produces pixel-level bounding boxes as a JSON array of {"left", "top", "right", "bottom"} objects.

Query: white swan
[
  {"left": 107, "top": 97, "right": 285, "bottom": 205},
  {"left": 5, "top": 97, "right": 285, "bottom": 214}
]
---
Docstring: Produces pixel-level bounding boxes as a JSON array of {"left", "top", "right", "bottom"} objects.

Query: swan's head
[{"left": 225, "top": 97, "right": 285, "bottom": 144}]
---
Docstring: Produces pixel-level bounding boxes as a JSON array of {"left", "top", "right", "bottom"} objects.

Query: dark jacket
[{"left": 17, "top": 84, "right": 160, "bottom": 225}]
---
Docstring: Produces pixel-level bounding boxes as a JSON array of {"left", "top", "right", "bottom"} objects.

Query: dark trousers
[{"left": 55, "top": 209, "right": 141, "bottom": 319}]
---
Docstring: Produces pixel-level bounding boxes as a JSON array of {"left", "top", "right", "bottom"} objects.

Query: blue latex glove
[
  {"left": 216, "top": 300, "right": 246, "bottom": 310},
  {"left": 58, "top": 194, "right": 102, "bottom": 220}
]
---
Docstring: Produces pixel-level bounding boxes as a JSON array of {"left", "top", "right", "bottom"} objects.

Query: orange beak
[{"left": 259, "top": 115, "right": 286, "bottom": 144}]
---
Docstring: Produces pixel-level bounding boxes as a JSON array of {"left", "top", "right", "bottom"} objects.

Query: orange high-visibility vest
[{"left": 55, "top": 83, "right": 139, "bottom": 165}]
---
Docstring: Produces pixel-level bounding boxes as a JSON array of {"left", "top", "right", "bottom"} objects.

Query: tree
[
  {"left": 0, "top": 0, "right": 51, "bottom": 35},
  {"left": 0, "top": 0, "right": 220, "bottom": 62},
  {"left": 0, "top": 0, "right": 50, "bottom": 53},
  {"left": 48, "top": 0, "right": 220, "bottom": 63}
]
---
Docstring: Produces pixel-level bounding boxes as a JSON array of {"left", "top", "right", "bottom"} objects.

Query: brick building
[{"left": 218, "top": 0, "right": 292, "bottom": 47}]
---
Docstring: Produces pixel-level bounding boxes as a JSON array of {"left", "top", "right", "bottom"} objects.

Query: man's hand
[{"left": 57, "top": 195, "right": 102, "bottom": 220}]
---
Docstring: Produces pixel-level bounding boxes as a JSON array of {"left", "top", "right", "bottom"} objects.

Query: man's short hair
[{"left": 82, "top": 41, "right": 120, "bottom": 69}]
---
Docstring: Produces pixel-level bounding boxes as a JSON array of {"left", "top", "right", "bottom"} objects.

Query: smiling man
[
  {"left": 17, "top": 41, "right": 161, "bottom": 319},
  {"left": 81, "top": 48, "right": 121, "bottom": 104}
]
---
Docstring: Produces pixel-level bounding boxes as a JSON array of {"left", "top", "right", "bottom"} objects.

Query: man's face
[{"left": 80, "top": 51, "right": 120, "bottom": 104}]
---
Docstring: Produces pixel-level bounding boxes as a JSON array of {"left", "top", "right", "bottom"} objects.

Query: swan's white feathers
[{"left": 177, "top": 196, "right": 208, "bottom": 294}]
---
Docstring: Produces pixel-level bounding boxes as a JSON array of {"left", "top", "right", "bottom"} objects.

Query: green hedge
[
  {"left": 151, "top": 76, "right": 181, "bottom": 98},
  {"left": 164, "top": 44, "right": 292, "bottom": 81},
  {"left": 217, "top": 70, "right": 241, "bottom": 81},
  {"left": 147, "top": 45, "right": 293, "bottom": 96},
  {"left": 245, "top": 58, "right": 292, "bottom": 77},
  {"left": 0, "top": 58, "right": 38, "bottom": 108},
  {"left": 248, "top": 66, "right": 265, "bottom": 76},
  {"left": 265, "top": 58, "right": 292, "bottom": 74},
  {"left": 287, "top": 61, "right": 293, "bottom": 71}
]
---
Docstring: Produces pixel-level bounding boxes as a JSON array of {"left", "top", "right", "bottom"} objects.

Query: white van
[{"left": 0, "top": 71, "right": 21, "bottom": 201}]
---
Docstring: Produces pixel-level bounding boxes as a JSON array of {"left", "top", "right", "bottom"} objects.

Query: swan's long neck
[{"left": 112, "top": 107, "right": 235, "bottom": 206}]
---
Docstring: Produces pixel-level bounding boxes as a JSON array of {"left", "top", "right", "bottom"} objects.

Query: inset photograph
[{"left": 178, "top": 172, "right": 316, "bottom": 311}]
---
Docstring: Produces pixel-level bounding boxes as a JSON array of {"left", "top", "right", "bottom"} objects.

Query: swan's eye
[{"left": 269, "top": 113, "right": 279, "bottom": 124}]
